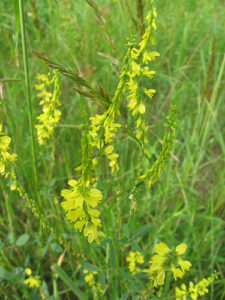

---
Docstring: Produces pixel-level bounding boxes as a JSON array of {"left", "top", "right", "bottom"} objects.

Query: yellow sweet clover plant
[
  {"left": 35, "top": 70, "right": 61, "bottom": 145},
  {"left": 61, "top": 1, "right": 168, "bottom": 244}
]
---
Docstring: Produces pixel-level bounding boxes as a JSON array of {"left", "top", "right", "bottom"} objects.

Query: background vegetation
[{"left": 0, "top": 0, "right": 225, "bottom": 299}]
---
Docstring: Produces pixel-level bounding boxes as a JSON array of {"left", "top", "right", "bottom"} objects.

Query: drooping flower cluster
[
  {"left": 35, "top": 70, "right": 61, "bottom": 145},
  {"left": 126, "top": 7, "right": 160, "bottom": 150},
  {"left": 126, "top": 251, "right": 144, "bottom": 275},
  {"left": 175, "top": 272, "right": 218, "bottom": 300},
  {"left": 61, "top": 129, "right": 104, "bottom": 244},
  {"left": 144, "top": 242, "right": 191, "bottom": 287}
]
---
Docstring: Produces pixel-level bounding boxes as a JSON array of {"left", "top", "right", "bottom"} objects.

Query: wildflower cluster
[
  {"left": 126, "top": 251, "right": 144, "bottom": 275},
  {"left": 35, "top": 70, "right": 61, "bottom": 145},
  {"left": 175, "top": 273, "right": 218, "bottom": 300},
  {"left": 24, "top": 268, "right": 41, "bottom": 289},
  {"left": 144, "top": 242, "right": 191, "bottom": 287},
  {"left": 61, "top": 128, "right": 104, "bottom": 244},
  {"left": 126, "top": 7, "right": 160, "bottom": 151},
  {"left": 140, "top": 104, "right": 177, "bottom": 187}
]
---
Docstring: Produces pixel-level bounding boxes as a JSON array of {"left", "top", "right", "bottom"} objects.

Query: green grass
[{"left": 0, "top": 0, "right": 225, "bottom": 299}]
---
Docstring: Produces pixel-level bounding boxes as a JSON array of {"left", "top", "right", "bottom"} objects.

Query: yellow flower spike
[{"left": 35, "top": 71, "right": 61, "bottom": 145}]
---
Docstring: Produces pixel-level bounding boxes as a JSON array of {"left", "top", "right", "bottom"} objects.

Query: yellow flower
[
  {"left": 61, "top": 180, "right": 104, "bottom": 244},
  {"left": 126, "top": 251, "right": 144, "bottom": 275},
  {"left": 175, "top": 283, "right": 187, "bottom": 300},
  {"left": 83, "top": 269, "right": 98, "bottom": 287},
  {"left": 24, "top": 269, "right": 41, "bottom": 289},
  {"left": 25, "top": 268, "right": 32, "bottom": 276},
  {"left": 144, "top": 242, "right": 191, "bottom": 287},
  {"left": 144, "top": 88, "right": 156, "bottom": 98}
]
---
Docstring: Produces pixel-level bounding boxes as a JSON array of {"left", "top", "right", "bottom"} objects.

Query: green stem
[{"left": 18, "top": 0, "right": 39, "bottom": 205}]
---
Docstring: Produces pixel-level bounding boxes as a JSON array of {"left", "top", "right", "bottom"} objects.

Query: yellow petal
[
  {"left": 155, "top": 242, "right": 171, "bottom": 255},
  {"left": 176, "top": 243, "right": 187, "bottom": 255},
  {"left": 139, "top": 103, "right": 146, "bottom": 114}
]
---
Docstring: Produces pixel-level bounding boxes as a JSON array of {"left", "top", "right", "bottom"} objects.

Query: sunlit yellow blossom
[{"left": 126, "top": 251, "right": 144, "bottom": 275}]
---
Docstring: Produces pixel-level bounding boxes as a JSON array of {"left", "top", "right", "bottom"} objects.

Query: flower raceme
[
  {"left": 126, "top": 7, "right": 160, "bottom": 149},
  {"left": 144, "top": 242, "right": 192, "bottom": 288},
  {"left": 35, "top": 70, "right": 61, "bottom": 145},
  {"left": 126, "top": 251, "right": 144, "bottom": 275}
]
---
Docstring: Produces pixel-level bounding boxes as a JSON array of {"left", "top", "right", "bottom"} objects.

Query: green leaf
[
  {"left": 42, "top": 245, "right": 48, "bottom": 257},
  {"left": 82, "top": 262, "right": 98, "bottom": 272},
  {"left": 120, "top": 292, "right": 130, "bottom": 300},
  {"left": 110, "top": 243, "right": 116, "bottom": 268},
  {"left": 16, "top": 234, "right": 29, "bottom": 246},
  {"left": 0, "top": 267, "right": 14, "bottom": 280},
  {"left": 100, "top": 271, "right": 106, "bottom": 289},
  {"left": 53, "top": 264, "right": 86, "bottom": 300},
  {"left": 14, "top": 0, "right": 20, "bottom": 34},
  {"left": 50, "top": 243, "right": 63, "bottom": 253},
  {"left": 133, "top": 224, "right": 153, "bottom": 239}
]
